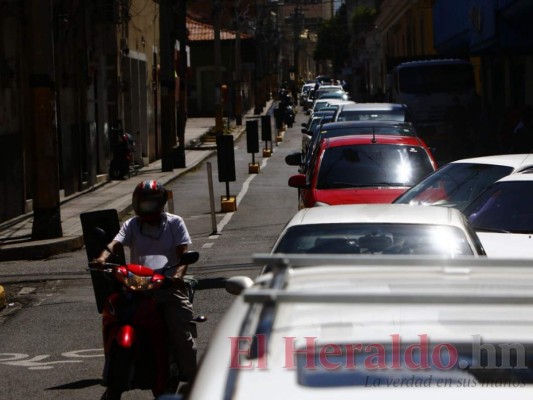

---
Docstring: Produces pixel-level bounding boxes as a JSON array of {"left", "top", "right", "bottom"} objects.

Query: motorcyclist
[{"left": 94, "top": 179, "right": 197, "bottom": 387}]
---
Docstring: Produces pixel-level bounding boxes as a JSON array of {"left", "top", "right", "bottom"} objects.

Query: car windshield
[
  {"left": 301, "top": 86, "right": 312, "bottom": 95},
  {"left": 337, "top": 110, "right": 405, "bottom": 122},
  {"left": 394, "top": 163, "right": 514, "bottom": 211},
  {"left": 313, "top": 102, "right": 333, "bottom": 113},
  {"left": 273, "top": 223, "right": 474, "bottom": 256},
  {"left": 316, "top": 144, "right": 434, "bottom": 189},
  {"left": 464, "top": 181, "right": 533, "bottom": 234}
]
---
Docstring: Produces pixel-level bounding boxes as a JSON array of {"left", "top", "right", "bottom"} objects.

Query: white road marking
[
  {"left": 17, "top": 287, "right": 35, "bottom": 296},
  {"left": 0, "top": 349, "right": 104, "bottom": 370}
]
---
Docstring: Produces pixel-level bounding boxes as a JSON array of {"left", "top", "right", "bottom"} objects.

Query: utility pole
[
  {"left": 254, "top": 6, "right": 264, "bottom": 115},
  {"left": 176, "top": 0, "right": 188, "bottom": 167},
  {"left": 30, "top": 0, "right": 62, "bottom": 240},
  {"left": 160, "top": 0, "right": 176, "bottom": 171},
  {"left": 293, "top": 6, "right": 300, "bottom": 85},
  {"left": 214, "top": 0, "right": 224, "bottom": 135},
  {"left": 234, "top": 12, "right": 243, "bottom": 126}
]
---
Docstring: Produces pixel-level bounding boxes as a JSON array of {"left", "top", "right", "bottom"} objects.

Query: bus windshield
[{"left": 398, "top": 64, "right": 474, "bottom": 94}]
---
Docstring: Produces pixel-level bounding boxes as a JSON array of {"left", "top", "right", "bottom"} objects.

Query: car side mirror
[
  {"left": 225, "top": 276, "right": 254, "bottom": 295},
  {"left": 301, "top": 128, "right": 308, "bottom": 134},
  {"left": 285, "top": 152, "right": 303, "bottom": 166},
  {"left": 288, "top": 174, "right": 308, "bottom": 189}
]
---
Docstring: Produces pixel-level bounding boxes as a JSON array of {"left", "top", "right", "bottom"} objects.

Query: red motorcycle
[{"left": 87, "top": 226, "right": 203, "bottom": 400}]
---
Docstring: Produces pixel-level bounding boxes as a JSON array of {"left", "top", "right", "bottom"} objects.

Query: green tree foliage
[
  {"left": 351, "top": 5, "right": 377, "bottom": 36},
  {"left": 313, "top": 4, "right": 350, "bottom": 73},
  {"left": 349, "top": 5, "right": 377, "bottom": 55}
]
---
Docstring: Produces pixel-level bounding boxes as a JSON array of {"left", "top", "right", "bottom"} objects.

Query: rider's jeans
[{"left": 155, "top": 278, "right": 197, "bottom": 381}]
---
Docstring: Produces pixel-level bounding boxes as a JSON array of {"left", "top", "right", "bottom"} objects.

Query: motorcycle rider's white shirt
[{"left": 113, "top": 212, "right": 192, "bottom": 270}]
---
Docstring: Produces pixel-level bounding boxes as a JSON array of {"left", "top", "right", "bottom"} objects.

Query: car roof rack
[
  {"left": 248, "top": 253, "right": 533, "bottom": 305},
  {"left": 253, "top": 253, "right": 533, "bottom": 269}
]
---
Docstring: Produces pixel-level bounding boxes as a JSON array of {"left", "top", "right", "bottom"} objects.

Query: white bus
[{"left": 390, "top": 59, "right": 476, "bottom": 139}]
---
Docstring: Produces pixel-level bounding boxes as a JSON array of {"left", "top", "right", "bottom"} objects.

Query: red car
[{"left": 288, "top": 134, "right": 437, "bottom": 208}]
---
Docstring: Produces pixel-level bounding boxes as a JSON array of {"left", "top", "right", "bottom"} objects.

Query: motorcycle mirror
[
  {"left": 178, "top": 251, "right": 200, "bottom": 266},
  {"left": 226, "top": 276, "right": 254, "bottom": 295},
  {"left": 93, "top": 227, "right": 109, "bottom": 246},
  {"left": 93, "top": 227, "right": 114, "bottom": 254}
]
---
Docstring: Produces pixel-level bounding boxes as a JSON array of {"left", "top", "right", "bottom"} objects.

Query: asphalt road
[{"left": 0, "top": 110, "right": 304, "bottom": 399}]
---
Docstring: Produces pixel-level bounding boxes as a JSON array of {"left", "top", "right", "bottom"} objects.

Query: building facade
[
  {"left": 354, "top": 0, "right": 533, "bottom": 142},
  {"left": 0, "top": 0, "right": 258, "bottom": 231}
]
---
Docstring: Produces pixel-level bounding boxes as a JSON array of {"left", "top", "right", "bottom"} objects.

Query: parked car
[
  {"left": 295, "top": 120, "right": 426, "bottom": 174},
  {"left": 271, "top": 204, "right": 486, "bottom": 257},
  {"left": 299, "top": 82, "right": 315, "bottom": 107},
  {"left": 307, "top": 85, "right": 345, "bottom": 111},
  {"left": 394, "top": 154, "right": 533, "bottom": 211},
  {"left": 304, "top": 89, "right": 317, "bottom": 111},
  {"left": 334, "top": 102, "right": 411, "bottom": 122},
  {"left": 288, "top": 134, "right": 437, "bottom": 208},
  {"left": 185, "top": 254, "right": 533, "bottom": 400},
  {"left": 315, "top": 75, "right": 333, "bottom": 84},
  {"left": 316, "top": 90, "right": 349, "bottom": 102},
  {"left": 301, "top": 113, "right": 335, "bottom": 157},
  {"left": 463, "top": 172, "right": 533, "bottom": 258},
  {"left": 308, "top": 98, "right": 350, "bottom": 116},
  {"left": 312, "top": 99, "right": 353, "bottom": 117}
]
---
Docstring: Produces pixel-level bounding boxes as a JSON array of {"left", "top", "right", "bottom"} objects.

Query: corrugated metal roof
[{"left": 187, "top": 18, "right": 251, "bottom": 42}]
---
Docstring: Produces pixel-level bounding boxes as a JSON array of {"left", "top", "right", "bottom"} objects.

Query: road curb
[
  {"left": 0, "top": 235, "right": 85, "bottom": 262},
  {"left": 0, "top": 149, "right": 217, "bottom": 262}
]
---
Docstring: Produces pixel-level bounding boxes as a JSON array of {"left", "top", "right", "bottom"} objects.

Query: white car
[
  {"left": 463, "top": 172, "right": 533, "bottom": 258},
  {"left": 308, "top": 98, "right": 350, "bottom": 116},
  {"left": 185, "top": 255, "right": 533, "bottom": 400},
  {"left": 270, "top": 204, "right": 485, "bottom": 258},
  {"left": 307, "top": 85, "right": 346, "bottom": 113},
  {"left": 299, "top": 83, "right": 315, "bottom": 108},
  {"left": 334, "top": 102, "right": 410, "bottom": 122},
  {"left": 394, "top": 154, "right": 533, "bottom": 211}
]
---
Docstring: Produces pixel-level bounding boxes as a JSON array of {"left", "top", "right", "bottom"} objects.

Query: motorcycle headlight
[{"left": 114, "top": 267, "right": 164, "bottom": 291}]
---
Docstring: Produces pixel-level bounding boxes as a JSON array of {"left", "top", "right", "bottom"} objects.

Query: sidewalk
[
  {"left": 0, "top": 102, "right": 274, "bottom": 307},
  {"left": 0, "top": 104, "right": 274, "bottom": 261}
]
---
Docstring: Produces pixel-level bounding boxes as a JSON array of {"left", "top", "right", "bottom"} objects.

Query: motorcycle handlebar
[
  {"left": 88, "top": 261, "right": 121, "bottom": 272},
  {"left": 88, "top": 250, "right": 199, "bottom": 272}
]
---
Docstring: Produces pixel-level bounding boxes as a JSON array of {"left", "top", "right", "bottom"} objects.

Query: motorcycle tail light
[{"left": 116, "top": 325, "right": 135, "bottom": 348}]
